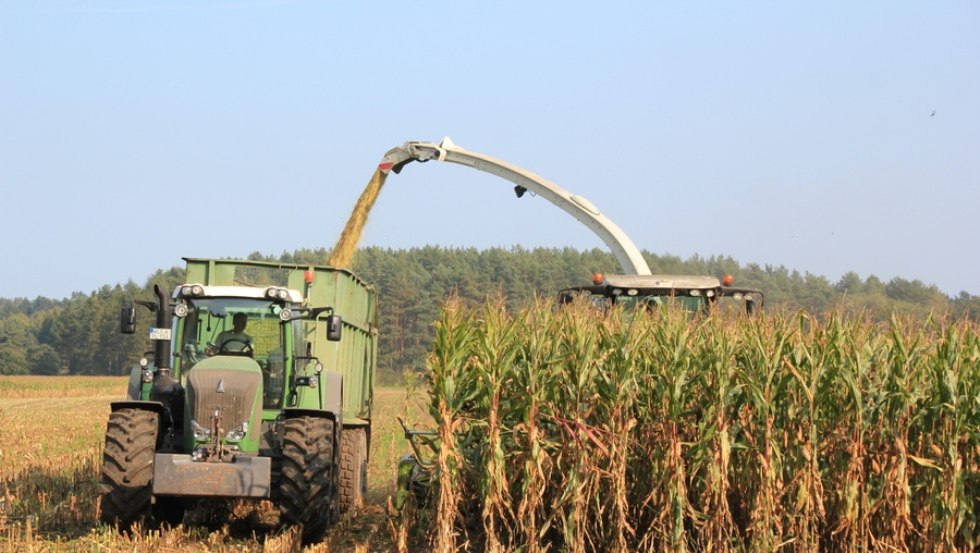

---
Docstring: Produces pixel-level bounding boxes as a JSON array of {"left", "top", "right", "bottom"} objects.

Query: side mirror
[
  {"left": 120, "top": 307, "right": 137, "bottom": 334},
  {"left": 326, "top": 314, "right": 342, "bottom": 342}
]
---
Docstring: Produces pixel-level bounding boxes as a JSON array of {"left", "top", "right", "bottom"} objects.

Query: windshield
[
  {"left": 614, "top": 295, "right": 706, "bottom": 313},
  {"left": 175, "top": 298, "right": 292, "bottom": 366},
  {"left": 559, "top": 289, "right": 709, "bottom": 314}
]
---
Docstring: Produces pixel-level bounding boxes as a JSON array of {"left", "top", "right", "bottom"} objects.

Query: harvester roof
[
  {"left": 563, "top": 273, "right": 765, "bottom": 306},
  {"left": 601, "top": 274, "right": 722, "bottom": 290}
]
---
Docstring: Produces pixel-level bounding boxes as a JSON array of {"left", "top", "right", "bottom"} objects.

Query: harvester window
[{"left": 616, "top": 296, "right": 663, "bottom": 311}]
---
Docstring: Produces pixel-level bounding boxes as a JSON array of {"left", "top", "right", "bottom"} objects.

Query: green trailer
[{"left": 100, "top": 258, "right": 378, "bottom": 542}]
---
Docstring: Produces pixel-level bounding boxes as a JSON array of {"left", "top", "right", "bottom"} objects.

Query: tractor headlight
[
  {"left": 225, "top": 422, "right": 248, "bottom": 441},
  {"left": 141, "top": 369, "right": 153, "bottom": 383},
  {"left": 174, "top": 303, "right": 189, "bottom": 317},
  {"left": 308, "top": 375, "right": 319, "bottom": 389},
  {"left": 191, "top": 420, "right": 212, "bottom": 441},
  {"left": 180, "top": 284, "right": 205, "bottom": 297},
  {"left": 265, "top": 287, "right": 289, "bottom": 300}
]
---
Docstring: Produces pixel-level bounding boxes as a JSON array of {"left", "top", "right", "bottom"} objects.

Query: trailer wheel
[
  {"left": 277, "top": 416, "right": 337, "bottom": 543},
  {"left": 339, "top": 427, "right": 368, "bottom": 513},
  {"left": 99, "top": 408, "right": 158, "bottom": 530}
]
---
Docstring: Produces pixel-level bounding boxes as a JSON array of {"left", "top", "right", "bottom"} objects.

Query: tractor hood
[
  {"left": 190, "top": 355, "right": 263, "bottom": 373},
  {"left": 185, "top": 356, "right": 263, "bottom": 449}
]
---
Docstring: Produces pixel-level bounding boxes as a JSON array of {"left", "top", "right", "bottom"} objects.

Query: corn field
[{"left": 419, "top": 298, "right": 979, "bottom": 552}]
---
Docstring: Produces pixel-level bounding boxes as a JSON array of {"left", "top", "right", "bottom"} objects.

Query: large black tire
[
  {"left": 339, "top": 427, "right": 368, "bottom": 513},
  {"left": 99, "top": 408, "right": 158, "bottom": 529},
  {"left": 276, "top": 416, "right": 337, "bottom": 543}
]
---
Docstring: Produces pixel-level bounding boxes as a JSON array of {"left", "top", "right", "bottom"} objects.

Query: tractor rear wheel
[
  {"left": 277, "top": 416, "right": 337, "bottom": 543},
  {"left": 99, "top": 408, "right": 158, "bottom": 529},
  {"left": 339, "top": 427, "right": 368, "bottom": 513}
]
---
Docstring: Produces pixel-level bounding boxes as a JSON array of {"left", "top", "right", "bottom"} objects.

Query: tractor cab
[{"left": 172, "top": 285, "right": 329, "bottom": 409}]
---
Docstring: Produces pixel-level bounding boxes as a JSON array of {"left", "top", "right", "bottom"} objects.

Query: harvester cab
[
  {"left": 559, "top": 273, "right": 765, "bottom": 315},
  {"left": 101, "top": 258, "right": 378, "bottom": 543}
]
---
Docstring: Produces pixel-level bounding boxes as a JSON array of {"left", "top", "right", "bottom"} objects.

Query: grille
[{"left": 187, "top": 368, "right": 261, "bottom": 433}]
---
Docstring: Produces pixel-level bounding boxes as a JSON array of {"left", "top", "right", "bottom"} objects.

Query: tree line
[{"left": 0, "top": 246, "right": 977, "bottom": 379}]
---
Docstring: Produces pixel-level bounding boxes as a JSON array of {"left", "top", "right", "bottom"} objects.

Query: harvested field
[{"left": 0, "top": 377, "right": 428, "bottom": 552}]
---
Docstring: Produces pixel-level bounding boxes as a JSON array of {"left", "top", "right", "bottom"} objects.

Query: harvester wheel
[
  {"left": 339, "top": 427, "right": 368, "bottom": 513},
  {"left": 277, "top": 416, "right": 337, "bottom": 543},
  {"left": 99, "top": 408, "right": 158, "bottom": 530}
]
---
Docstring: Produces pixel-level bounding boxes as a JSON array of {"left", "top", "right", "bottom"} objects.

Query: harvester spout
[
  {"left": 378, "top": 138, "right": 448, "bottom": 175},
  {"left": 378, "top": 137, "right": 652, "bottom": 275}
]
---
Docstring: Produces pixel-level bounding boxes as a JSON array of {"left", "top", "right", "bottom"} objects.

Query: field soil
[{"left": 0, "top": 376, "right": 430, "bottom": 552}]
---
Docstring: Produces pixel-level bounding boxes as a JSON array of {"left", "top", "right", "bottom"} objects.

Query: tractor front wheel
[
  {"left": 99, "top": 408, "right": 158, "bottom": 530},
  {"left": 277, "top": 416, "right": 337, "bottom": 543}
]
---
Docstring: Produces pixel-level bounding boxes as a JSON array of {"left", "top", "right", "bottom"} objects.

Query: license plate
[{"left": 149, "top": 327, "right": 172, "bottom": 340}]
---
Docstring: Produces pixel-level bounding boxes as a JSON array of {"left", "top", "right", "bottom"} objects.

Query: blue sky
[{"left": 1, "top": 1, "right": 978, "bottom": 299}]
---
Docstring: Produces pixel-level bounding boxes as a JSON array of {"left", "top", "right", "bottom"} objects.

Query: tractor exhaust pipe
[
  {"left": 150, "top": 284, "right": 181, "bottom": 424},
  {"left": 153, "top": 284, "right": 172, "bottom": 371}
]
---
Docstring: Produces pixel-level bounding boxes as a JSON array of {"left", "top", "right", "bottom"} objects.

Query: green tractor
[{"left": 100, "top": 258, "right": 378, "bottom": 542}]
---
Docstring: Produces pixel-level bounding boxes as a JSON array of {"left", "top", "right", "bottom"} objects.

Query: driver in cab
[{"left": 215, "top": 312, "right": 253, "bottom": 354}]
